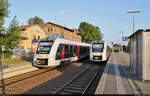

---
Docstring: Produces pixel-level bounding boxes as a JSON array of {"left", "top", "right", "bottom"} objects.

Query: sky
[{"left": 4, "top": 0, "right": 150, "bottom": 46}]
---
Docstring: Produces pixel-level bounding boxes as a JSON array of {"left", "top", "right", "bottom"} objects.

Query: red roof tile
[{"left": 20, "top": 25, "right": 31, "bottom": 30}]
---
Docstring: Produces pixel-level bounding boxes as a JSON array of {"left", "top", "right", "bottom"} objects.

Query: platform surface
[
  {"left": 0, "top": 61, "right": 38, "bottom": 79},
  {"left": 95, "top": 52, "right": 134, "bottom": 94}
]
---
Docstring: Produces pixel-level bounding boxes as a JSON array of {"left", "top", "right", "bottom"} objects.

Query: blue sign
[
  {"left": 48, "top": 33, "right": 64, "bottom": 40},
  {"left": 32, "top": 39, "right": 39, "bottom": 43}
]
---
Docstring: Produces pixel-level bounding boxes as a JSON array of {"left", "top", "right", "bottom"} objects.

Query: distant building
[
  {"left": 19, "top": 24, "right": 46, "bottom": 56},
  {"left": 41, "top": 22, "right": 81, "bottom": 42}
]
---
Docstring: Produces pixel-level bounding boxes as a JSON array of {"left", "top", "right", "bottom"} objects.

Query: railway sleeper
[
  {"left": 60, "top": 89, "right": 83, "bottom": 93},
  {"left": 71, "top": 82, "right": 89, "bottom": 85},
  {"left": 58, "top": 91, "right": 77, "bottom": 94},
  {"left": 69, "top": 84, "right": 87, "bottom": 88},
  {"left": 53, "top": 86, "right": 64, "bottom": 90},
  {"left": 64, "top": 86, "right": 85, "bottom": 90},
  {"left": 73, "top": 81, "right": 90, "bottom": 83}
]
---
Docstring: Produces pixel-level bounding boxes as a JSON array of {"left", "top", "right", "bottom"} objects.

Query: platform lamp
[
  {"left": 127, "top": 10, "right": 141, "bottom": 33},
  {"left": 127, "top": 10, "right": 140, "bottom": 72}
]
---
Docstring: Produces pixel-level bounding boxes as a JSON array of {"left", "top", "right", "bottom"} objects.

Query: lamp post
[
  {"left": 120, "top": 31, "right": 124, "bottom": 52},
  {"left": 1, "top": 45, "right": 5, "bottom": 95},
  {"left": 127, "top": 10, "right": 140, "bottom": 33}
]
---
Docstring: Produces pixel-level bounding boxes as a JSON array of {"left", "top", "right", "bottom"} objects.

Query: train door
[
  {"left": 61, "top": 45, "right": 65, "bottom": 59},
  {"left": 77, "top": 45, "right": 80, "bottom": 60},
  {"left": 56, "top": 44, "right": 65, "bottom": 60}
]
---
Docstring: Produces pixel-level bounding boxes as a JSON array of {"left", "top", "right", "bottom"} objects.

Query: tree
[
  {"left": 2, "top": 16, "right": 22, "bottom": 57},
  {"left": 0, "top": 0, "right": 9, "bottom": 29},
  {"left": 78, "top": 22, "right": 103, "bottom": 43},
  {"left": 0, "top": 0, "right": 9, "bottom": 57},
  {"left": 27, "top": 16, "right": 44, "bottom": 25}
]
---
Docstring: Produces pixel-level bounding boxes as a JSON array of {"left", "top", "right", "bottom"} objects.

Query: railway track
[
  {"left": 0, "top": 59, "right": 106, "bottom": 94},
  {"left": 52, "top": 63, "right": 105, "bottom": 94},
  {"left": 0, "top": 61, "right": 86, "bottom": 94}
]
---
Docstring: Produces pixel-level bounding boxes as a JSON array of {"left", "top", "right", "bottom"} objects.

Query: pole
[
  {"left": 31, "top": 39, "right": 32, "bottom": 57},
  {"left": 127, "top": 10, "right": 140, "bottom": 33},
  {"left": 133, "top": 13, "right": 135, "bottom": 33},
  {"left": 120, "top": 31, "right": 124, "bottom": 52},
  {"left": 1, "top": 45, "right": 5, "bottom": 95}
]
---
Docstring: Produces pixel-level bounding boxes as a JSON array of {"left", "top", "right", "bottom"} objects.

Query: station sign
[
  {"left": 48, "top": 33, "right": 64, "bottom": 40},
  {"left": 122, "top": 36, "right": 128, "bottom": 41}
]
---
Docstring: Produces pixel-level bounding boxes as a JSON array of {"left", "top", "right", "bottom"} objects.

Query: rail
[{"left": 52, "top": 64, "right": 104, "bottom": 94}]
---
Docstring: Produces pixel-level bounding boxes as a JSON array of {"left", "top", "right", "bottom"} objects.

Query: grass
[
  {"left": 0, "top": 57, "right": 33, "bottom": 65},
  {"left": 23, "top": 57, "right": 33, "bottom": 61}
]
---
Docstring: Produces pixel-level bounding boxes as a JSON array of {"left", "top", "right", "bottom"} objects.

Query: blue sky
[{"left": 5, "top": 0, "right": 150, "bottom": 46}]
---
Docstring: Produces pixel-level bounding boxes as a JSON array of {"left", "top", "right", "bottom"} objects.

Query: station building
[
  {"left": 19, "top": 22, "right": 82, "bottom": 56},
  {"left": 19, "top": 25, "right": 46, "bottom": 56},
  {"left": 41, "top": 22, "right": 81, "bottom": 42},
  {"left": 129, "top": 29, "right": 150, "bottom": 80}
]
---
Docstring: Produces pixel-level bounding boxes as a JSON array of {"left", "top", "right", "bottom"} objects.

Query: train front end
[
  {"left": 33, "top": 40, "right": 55, "bottom": 68},
  {"left": 90, "top": 41, "right": 107, "bottom": 62}
]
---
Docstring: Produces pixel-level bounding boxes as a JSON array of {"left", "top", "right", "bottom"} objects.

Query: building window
[
  {"left": 33, "top": 35, "right": 36, "bottom": 40},
  {"left": 48, "top": 27, "right": 50, "bottom": 32},
  {"left": 48, "top": 27, "right": 53, "bottom": 32},
  {"left": 38, "top": 36, "right": 40, "bottom": 39}
]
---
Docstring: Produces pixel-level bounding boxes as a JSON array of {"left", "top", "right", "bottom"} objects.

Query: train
[
  {"left": 89, "top": 40, "right": 111, "bottom": 62},
  {"left": 32, "top": 38, "right": 90, "bottom": 68}
]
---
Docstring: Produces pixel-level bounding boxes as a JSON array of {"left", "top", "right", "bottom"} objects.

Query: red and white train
[{"left": 32, "top": 38, "right": 90, "bottom": 68}]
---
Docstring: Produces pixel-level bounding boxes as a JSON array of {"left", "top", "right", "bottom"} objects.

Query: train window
[
  {"left": 36, "top": 41, "right": 53, "bottom": 54},
  {"left": 70, "top": 45, "right": 74, "bottom": 57},
  {"left": 64, "top": 44, "right": 75, "bottom": 58},
  {"left": 80, "top": 46, "right": 83, "bottom": 56},
  {"left": 56, "top": 44, "right": 63, "bottom": 60},
  {"left": 73, "top": 45, "right": 77, "bottom": 56},
  {"left": 65, "top": 44, "right": 71, "bottom": 58},
  {"left": 92, "top": 43, "right": 104, "bottom": 52},
  {"left": 65, "top": 44, "right": 69, "bottom": 58}
]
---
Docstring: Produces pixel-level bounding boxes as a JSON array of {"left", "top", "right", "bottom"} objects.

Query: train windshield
[
  {"left": 92, "top": 43, "right": 104, "bottom": 52},
  {"left": 36, "top": 41, "right": 53, "bottom": 54}
]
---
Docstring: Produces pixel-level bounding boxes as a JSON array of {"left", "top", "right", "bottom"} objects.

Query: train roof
[
  {"left": 91, "top": 40, "right": 105, "bottom": 43},
  {"left": 55, "top": 38, "right": 90, "bottom": 47},
  {"left": 39, "top": 38, "right": 90, "bottom": 47}
]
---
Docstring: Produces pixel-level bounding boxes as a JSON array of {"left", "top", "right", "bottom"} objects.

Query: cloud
[{"left": 58, "top": 10, "right": 64, "bottom": 15}]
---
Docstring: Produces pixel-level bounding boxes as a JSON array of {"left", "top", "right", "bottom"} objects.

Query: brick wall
[{"left": 41, "top": 22, "right": 82, "bottom": 42}]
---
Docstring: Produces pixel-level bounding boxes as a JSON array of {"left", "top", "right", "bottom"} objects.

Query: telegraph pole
[{"left": 1, "top": 45, "right": 5, "bottom": 95}]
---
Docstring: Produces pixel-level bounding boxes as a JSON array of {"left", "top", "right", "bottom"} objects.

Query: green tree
[
  {"left": 27, "top": 16, "right": 44, "bottom": 25},
  {"left": 0, "top": 0, "right": 9, "bottom": 31},
  {"left": 2, "top": 16, "right": 22, "bottom": 57},
  {"left": 78, "top": 22, "right": 103, "bottom": 43},
  {"left": 0, "top": 0, "right": 9, "bottom": 57}
]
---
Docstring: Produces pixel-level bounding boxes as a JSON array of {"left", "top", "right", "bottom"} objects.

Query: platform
[
  {"left": 95, "top": 52, "right": 134, "bottom": 94},
  {"left": 0, "top": 61, "right": 38, "bottom": 79}
]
